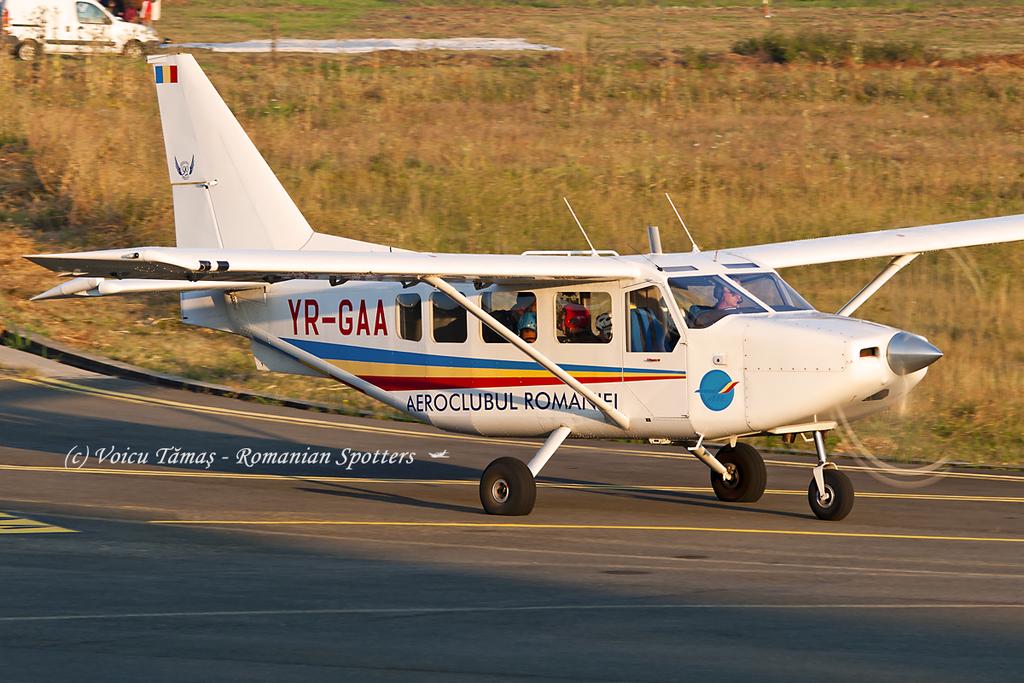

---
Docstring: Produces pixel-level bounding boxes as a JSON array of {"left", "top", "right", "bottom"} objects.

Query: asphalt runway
[{"left": 0, "top": 365, "right": 1022, "bottom": 681}]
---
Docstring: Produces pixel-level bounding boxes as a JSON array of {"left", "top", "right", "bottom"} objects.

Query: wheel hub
[
  {"left": 491, "top": 478, "right": 510, "bottom": 504},
  {"left": 722, "top": 463, "right": 740, "bottom": 488},
  {"left": 817, "top": 485, "right": 835, "bottom": 507}
]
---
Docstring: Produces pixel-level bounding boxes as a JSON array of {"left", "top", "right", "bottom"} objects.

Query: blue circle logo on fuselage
[{"left": 696, "top": 370, "right": 739, "bottom": 412}]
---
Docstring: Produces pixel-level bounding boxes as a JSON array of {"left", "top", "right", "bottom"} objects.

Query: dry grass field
[{"left": 1, "top": 3, "right": 1022, "bottom": 463}]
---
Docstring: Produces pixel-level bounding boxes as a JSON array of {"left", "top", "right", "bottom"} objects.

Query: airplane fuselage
[{"left": 185, "top": 251, "right": 928, "bottom": 442}]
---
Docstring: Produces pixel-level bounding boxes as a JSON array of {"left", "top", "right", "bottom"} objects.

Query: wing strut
[
  {"left": 243, "top": 325, "right": 420, "bottom": 419},
  {"left": 422, "top": 275, "right": 631, "bottom": 431},
  {"left": 836, "top": 253, "right": 919, "bottom": 317}
]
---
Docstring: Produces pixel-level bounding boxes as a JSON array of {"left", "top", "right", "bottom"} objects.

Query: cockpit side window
[
  {"left": 668, "top": 275, "right": 768, "bottom": 329},
  {"left": 730, "top": 272, "right": 814, "bottom": 312},
  {"left": 627, "top": 285, "right": 679, "bottom": 352}
]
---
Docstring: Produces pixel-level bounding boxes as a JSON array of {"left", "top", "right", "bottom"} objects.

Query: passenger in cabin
[
  {"left": 517, "top": 310, "right": 537, "bottom": 342},
  {"left": 483, "top": 292, "right": 536, "bottom": 343},
  {"left": 556, "top": 292, "right": 610, "bottom": 343},
  {"left": 559, "top": 303, "right": 596, "bottom": 343},
  {"left": 515, "top": 296, "right": 537, "bottom": 342},
  {"left": 595, "top": 313, "right": 613, "bottom": 342},
  {"left": 487, "top": 309, "right": 518, "bottom": 340}
]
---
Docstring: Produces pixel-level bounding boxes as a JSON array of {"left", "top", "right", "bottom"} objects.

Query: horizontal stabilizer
[{"left": 31, "top": 277, "right": 263, "bottom": 301}]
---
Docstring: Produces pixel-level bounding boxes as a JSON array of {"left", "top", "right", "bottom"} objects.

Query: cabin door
[{"left": 622, "top": 284, "right": 689, "bottom": 419}]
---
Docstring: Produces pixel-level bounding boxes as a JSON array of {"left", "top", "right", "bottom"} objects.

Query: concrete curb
[{"left": 0, "top": 327, "right": 380, "bottom": 419}]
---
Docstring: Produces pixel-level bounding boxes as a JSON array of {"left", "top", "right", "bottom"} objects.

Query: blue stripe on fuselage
[{"left": 283, "top": 338, "right": 684, "bottom": 375}]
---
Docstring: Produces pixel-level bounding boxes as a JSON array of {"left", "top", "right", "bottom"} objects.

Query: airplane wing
[
  {"left": 25, "top": 247, "right": 645, "bottom": 285},
  {"left": 718, "top": 214, "right": 1024, "bottom": 269}
]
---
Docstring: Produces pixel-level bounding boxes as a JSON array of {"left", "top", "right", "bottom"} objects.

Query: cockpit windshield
[
  {"left": 729, "top": 272, "right": 814, "bottom": 312},
  {"left": 669, "top": 275, "right": 768, "bottom": 329}
]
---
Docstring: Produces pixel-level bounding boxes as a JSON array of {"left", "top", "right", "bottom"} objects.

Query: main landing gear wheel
[
  {"left": 808, "top": 469, "right": 854, "bottom": 521},
  {"left": 480, "top": 457, "right": 536, "bottom": 516},
  {"left": 710, "top": 443, "right": 767, "bottom": 503}
]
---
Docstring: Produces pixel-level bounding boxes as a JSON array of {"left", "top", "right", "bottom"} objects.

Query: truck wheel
[
  {"left": 15, "top": 40, "right": 39, "bottom": 62},
  {"left": 122, "top": 40, "right": 144, "bottom": 58}
]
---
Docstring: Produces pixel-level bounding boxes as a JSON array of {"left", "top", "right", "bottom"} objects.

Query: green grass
[
  {"left": 155, "top": 1, "right": 1024, "bottom": 56},
  {"left": 158, "top": 1, "right": 389, "bottom": 42}
]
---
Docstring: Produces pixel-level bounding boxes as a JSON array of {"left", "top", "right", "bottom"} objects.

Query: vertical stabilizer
[{"left": 148, "top": 54, "right": 387, "bottom": 252}]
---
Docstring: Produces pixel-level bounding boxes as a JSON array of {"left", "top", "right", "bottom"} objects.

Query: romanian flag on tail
[{"left": 154, "top": 65, "right": 178, "bottom": 84}]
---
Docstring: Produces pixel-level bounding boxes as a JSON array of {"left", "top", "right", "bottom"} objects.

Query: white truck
[{"left": 2, "top": 0, "right": 160, "bottom": 60}]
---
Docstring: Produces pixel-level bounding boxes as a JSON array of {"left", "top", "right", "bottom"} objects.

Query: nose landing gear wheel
[
  {"left": 808, "top": 469, "right": 854, "bottom": 521},
  {"left": 480, "top": 457, "right": 536, "bottom": 516},
  {"left": 710, "top": 443, "right": 767, "bottom": 503}
]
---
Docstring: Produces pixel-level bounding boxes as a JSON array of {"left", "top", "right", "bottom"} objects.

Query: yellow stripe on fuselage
[{"left": 325, "top": 360, "right": 623, "bottom": 380}]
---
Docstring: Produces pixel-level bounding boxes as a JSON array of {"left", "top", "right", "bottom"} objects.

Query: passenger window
[
  {"left": 77, "top": 2, "right": 109, "bottom": 24},
  {"left": 482, "top": 291, "right": 536, "bottom": 344},
  {"left": 431, "top": 292, "right": 466, "bottom": 343},
  {"left": 555, "top": 291, "right": 612, "bottom": 344},
  {"left": 627, "top": 286, "right": 679, "bottom": 352},
  {"left": 396, "top": 293, "right": 421, "bottom": 342}
]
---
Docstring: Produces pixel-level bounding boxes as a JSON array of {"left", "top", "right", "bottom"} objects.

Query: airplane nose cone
[{"left": 887, "top": 332, "right": 943, "bottom": 375}]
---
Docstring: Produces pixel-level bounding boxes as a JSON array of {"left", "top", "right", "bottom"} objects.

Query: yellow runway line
[
  {"left": 146, "top": 519, "right": 1024, "bottom": 544},
  {"left": 2, "top": 463, "right": 1023, "bottom": 504},
  {"left": 14, "top": 376, "right": 1024, "bottom": 481},
  {"left": 0, "top": 512, "right": 75, "bottom": 534}
]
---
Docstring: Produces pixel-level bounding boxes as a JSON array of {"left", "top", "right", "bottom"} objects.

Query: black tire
[
  {"left": 808, "top": 469, "right": 855, "bottom": 521},
  {"left": 480, "top": 457, "right": 536, "bottom": 516},
  {"left": 15, "top": 40, "right": 39, "bottom": 62},
  {"left": 710, "top": 443, "right": 767, "bottom": 503},
  {"left": 123, "top": 40, "right": 144, "bottom": 58}
]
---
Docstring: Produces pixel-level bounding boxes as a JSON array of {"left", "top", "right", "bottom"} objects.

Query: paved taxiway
[{"left": 0, "top": 367, "right": 1021, "bottom": 681}]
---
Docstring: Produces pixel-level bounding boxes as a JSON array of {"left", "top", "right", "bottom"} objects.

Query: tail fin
[{"left": 148, "top": 54, "right": 386, "bottom": 252}]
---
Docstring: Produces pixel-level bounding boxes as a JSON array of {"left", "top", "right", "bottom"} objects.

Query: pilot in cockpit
[
  {"left": 714, "top": 283, "right": 743, "bottom": 311},
  {"left": 689, "top": 282, "right": 744, "bottom": 328}
]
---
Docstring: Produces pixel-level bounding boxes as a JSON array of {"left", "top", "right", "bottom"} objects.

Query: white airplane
[{"left": 27, "top": 55, "right": 1024, "bottom": 521}]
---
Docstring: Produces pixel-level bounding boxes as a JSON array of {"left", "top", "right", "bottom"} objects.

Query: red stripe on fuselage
[{"left": 360, "top": 374, "right": 685, "bottom": 392}]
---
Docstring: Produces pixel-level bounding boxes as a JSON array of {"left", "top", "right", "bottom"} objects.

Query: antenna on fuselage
[
  {"left": 665, "top": 192, "right": 700, "bottom": 253},
  {"left": 562, "top": 197, "right": 599, "bottom": 256}
]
